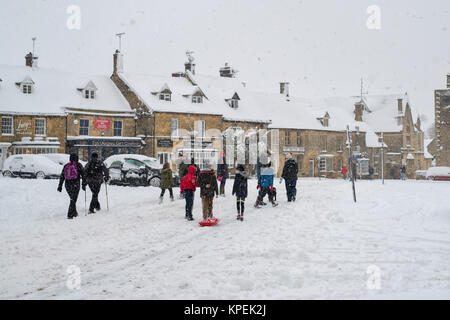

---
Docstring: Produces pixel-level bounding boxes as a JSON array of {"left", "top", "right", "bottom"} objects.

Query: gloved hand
[
  {"left": 257, "top": 184, "right": 260, "bottom": 189},
  {"left": 279, "top": 178, "right": 283, "bottom": 184},
  {"left": 57, "top": 186, "right": 62, "bottom": 192},
  {"left": 82, "top": 184, "right": 86, "bottom": 191}
]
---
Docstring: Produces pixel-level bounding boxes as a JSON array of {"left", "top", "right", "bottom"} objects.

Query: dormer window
[
  {"left": 78, "top": 80, "right": 97, "bottom": 100},
  {"left": 16, "top": 76, "right": 34, "bottom": 94},
  {"left": 192, "top": 96, "right": 203, "bottom": 103},
  {"left": 226, "top": 92, "right": 240, "bottom": 109},
  {"left": 85, "top": 90, "right": 95, "bottom": 99},
  {"left": 22, "top": 84, "right": 32, "bottom": 94},
  {"left": 160, "top": 93, "right": 171, "bottom": 101}
]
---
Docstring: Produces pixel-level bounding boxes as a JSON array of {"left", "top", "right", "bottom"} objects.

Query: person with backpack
[
  {"left": 232, "top": 164, "right": 248, "bottom": 221},
  {"left": 254, "top": 153, "right": 278, "bottom": 208},
  {"left": 217, "top": 150, "right": 229, "bottom": 197},
  {"left": 57, "top": 153, "right": 85, "bottom": 219},
  {"left": 280, "top": 153, "right": 299, "bottom": 202},
  {"left": 159, "top": 162, "right": 174, "bottom": 203},
  {"left": 83, "top": 152, "right": 109, "bottom": 214},
  {"left": 198, "top": 163, "right": 219, "bottom": 221},
  {"left": 180, "top": 165, "right": 198, "bottom": 221}
]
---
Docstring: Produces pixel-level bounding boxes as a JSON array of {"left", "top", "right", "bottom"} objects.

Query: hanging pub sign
[
  {"left": 94, "top": 119, "right": 111, "bottom": 130},
  {"left": 157, "top": 139, "right": 173, "bottom": 148}
]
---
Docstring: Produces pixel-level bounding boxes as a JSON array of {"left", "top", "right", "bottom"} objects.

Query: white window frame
[
  {"left": 157, "top": 152, "right": 172, "bottom": 165},
  {"left": 1, "top": 116, "right": 13, "bottom": 136},
  {"left": 160, "top": 93, "right": 171, "bottom": 101},
  {"left": 171, "top": 118, "right": 179, "bottom": 137},
  {"left": 35, "top": 118, "right": 46, "bottom": 136},
  {"left": 229, "top": 99, "right": 238, "bottom": 109},
  {"left": 319, "top": 158, "right": 326, "bottom": 172},
  {"left": 79, "top": 118, "right": 90, "bottom": 136},
  {"left": 22, "top": 84, "right": 32, "bottom": 94},
  {"left": 84, "top": 90, "right": 95, "bottom": 99},
  {"left": 113, "top": 120, "right": 123, "bottom": 137},
  {"left": 192, "top": 96, "right": 203, "bottom": 104}
]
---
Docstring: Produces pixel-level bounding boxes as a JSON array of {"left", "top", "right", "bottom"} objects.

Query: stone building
[
  {"left": 432, "top": 74, "right": 450, "bottom": 166},
  {"left": 0, "top": 52, "right": 142, "bottom": 169}
]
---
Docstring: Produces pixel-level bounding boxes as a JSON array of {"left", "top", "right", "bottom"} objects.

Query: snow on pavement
[{"left": 0, "top": 177, "right": 449, "bottom": 299}]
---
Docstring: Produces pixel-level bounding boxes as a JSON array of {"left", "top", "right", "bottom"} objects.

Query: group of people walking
[
  {"left": 58, "top": 150, "right": 300, "bottom": 222},
  {"left": 58, "top": 152, "right": 109, "bottom": 219}
]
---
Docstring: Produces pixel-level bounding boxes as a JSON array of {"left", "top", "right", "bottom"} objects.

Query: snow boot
[
  {"left": 170, "top": 196, "right": 175, "bottom": 202},
  {"left": 271, "top": 201, "right": 278, "bottom": 207},
  {"left": 159, "top": 196, "right": 163, "bottom": 204},
  {"left": 240, "top": 215, "right": 244, "bottom": 221},
  {"left": 237, "top": 214, "right": 241, "bottom": 220},
  {"left": 88, "top": 209, "right": 95, "bottom": 214}
]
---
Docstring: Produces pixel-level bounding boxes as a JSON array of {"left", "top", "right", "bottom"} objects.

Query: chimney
[
  {"left": 219, "top": 62, "right": 237, "bottom": 78},
  {"left": 25, "top": 52, "right": 33, "bottom": 67},
  {"left": 185, "top": 51, "right": 196, "bottom": 75},
  {"left": 447, "top": 73, "right": 450, "bottom": 89},
  {"left": 397, "top": 98, "right": 403, "bottom": 114},
  {"left": 280, "top": 82, "right": 289, "bottom": 96},
  {"left": 113, "top": 50, "right": 124, "bottom": 75},
  {"left": 354, "top": 101, "right": 364, "bottom": 121}
]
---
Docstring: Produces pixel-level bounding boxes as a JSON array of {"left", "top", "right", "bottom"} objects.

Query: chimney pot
[{"left": 25, "top": 52, "right": 33, "bottom": 67}]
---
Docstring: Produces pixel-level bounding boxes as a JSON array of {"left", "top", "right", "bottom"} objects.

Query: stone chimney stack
[
  {"left": 354, "top": 101, "right": 364, "bottom": 122},
  {"left": 185, "top": 51, "right": 196, "bottom": 75},
  {"left": 25, "top": 52, "right": 38, "bottom": 67},
  {"left": 219, "top": 63, "right": 237, "bottom": 78},
  {"left": 280, "top": 82, "right": 289, "bottom": 96},
  {"left": 113, "top": 50, "right": 124, "bottom": 75}
]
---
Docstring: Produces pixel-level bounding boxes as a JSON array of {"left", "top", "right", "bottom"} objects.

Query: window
[
  {"left": 158, "top": 152, "right": 172, "bottom": 165},
  {"left": 319, "top": 158, "right": 326, "bottom": 172},
  {"left": 337, "top": 158, "right": 343, "bottom": 171},
  {"left": 22, "top": 84, "right": 32, "bottom": 94},
  {"left": 229, "top": 99, "right": 238, "bottom": 109},
  {"left": 285, "top": 131, "right": 290, "bottom": 146},
  {"left": 198, "top": 120, "right": 206, "bottom": 137},
  {"left": 35, "top": 118, "right": 46, "bottom": 136},
  {"left": 296, "top": 132, "right": 302, "bottom": 146},
  {"left": 79, "top": 119, "right": 89, "bottom": 136},
  {"left": 171, "top": 118, "right": 178, "bottom": 137},
  {"left": 113, "top": 120, "right": 123, "bottom": 136},
  {"left": 1, "top": 117, "right": 13, "bottom": 135},
  {"left": 337, "top": 138, "right": 343, "bottom": 152},
  {"left": 159, "top": 93, "right": 171, "bottom": 101},
  {"left": 326, "top": 157, "right": 333, "bottom": 172},
  {"left": 85, "top": 90, "right": 95, "bottom": 99},
  {"left": 296, "top": 154, "right": 303, "bottom": 170},
  {"left": 192, "top": 96, "right": 203, "bottom": 103}
]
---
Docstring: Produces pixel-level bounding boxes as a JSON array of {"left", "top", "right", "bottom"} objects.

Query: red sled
[{"left": 199, "top": 218, "right": 219, "bottom": 227}]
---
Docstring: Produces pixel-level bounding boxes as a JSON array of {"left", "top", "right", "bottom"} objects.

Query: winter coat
[
  {"left": 58, "top": 162, "right": 85, "bottom": 189},
  {"left": 281, "top": 158, "right": 298, "bottom": 180},
  {"left": 341, "top": 165, "right": 348, "bottom": 175},
  {"left": 160, "top": 168, "right": 174, "bottom": 189},
  {"left": 401, "top": 166, "right": 406, "bottom": 173},
  {"left": 198, "top": 169, "right": 219, "bottom": 198},
  {"left": 179, "top": 161, "right": 189, "bottom": 180},
  {"left": 84, "top": 159, "right": 109, "bottom": 186},
  {"left": 258, "top": 167, "right": 274, "bottom": 188},
  {"left": 180, "top": 166, "right": 198, "bottom": 193},
  {"left": 232, "top": 169, "right": 248, "bottom": 198},
  {"left": 217, "top": 157, "right": 229, "bottom": 179}
]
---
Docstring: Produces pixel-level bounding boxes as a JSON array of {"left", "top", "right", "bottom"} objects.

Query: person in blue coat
[{"left": 254, "top": 153, "right": 278, "bottom": 208}]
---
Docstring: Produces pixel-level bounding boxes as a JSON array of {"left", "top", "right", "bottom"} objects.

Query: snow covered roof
[
  {"left": 0, "top": 65, "right": 131, "bottom": 115},
  {"left": 317, "top": 93, "right": 413, "bottom": 133}
]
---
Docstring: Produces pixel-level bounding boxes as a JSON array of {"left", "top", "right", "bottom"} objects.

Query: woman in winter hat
[
  {"left": 159, "top": 162, "right": 174, "bottom": 203},
  {"left": 232, "top": 164, "right": 248, "bottom": 221},
  {"left": 198, "top": 162, "right": 219, "bottom": 221},
  {"left": 57, "top": 153, "right": 85, "bottom": 219}
]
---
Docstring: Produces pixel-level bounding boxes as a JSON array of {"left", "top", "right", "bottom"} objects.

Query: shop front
[{"left": 66, "top": 136, "right": 143, "bottom": 162}]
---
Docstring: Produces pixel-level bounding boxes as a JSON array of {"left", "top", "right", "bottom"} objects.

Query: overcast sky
[{"left": 1, "top": 0, "right": 449, "bottom": 129}]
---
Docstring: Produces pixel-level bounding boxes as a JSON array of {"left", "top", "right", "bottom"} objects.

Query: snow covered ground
[{"left": 0, "top": 176, "right": 449, "bottom": 300}]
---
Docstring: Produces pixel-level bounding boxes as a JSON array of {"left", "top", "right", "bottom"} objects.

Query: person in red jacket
[
  {"left": 341, "top": 165, "right": 348, "bottom": 180},
  {"left": 180, "top": 165, "right": 198, "bottom": 221}
]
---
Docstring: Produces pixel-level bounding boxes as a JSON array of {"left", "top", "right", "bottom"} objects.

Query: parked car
[
  {"left": 104, "top": 155, "right": 161, "bottom": 187},
  {"left": 41, "top": 153, "right": 87, "bottom": 167},
  {"left": 426, "top": 166, "right": 450, "bottom": 181},
  {"left": 2, "top": 154, "right": 62, "bottom": 179}
]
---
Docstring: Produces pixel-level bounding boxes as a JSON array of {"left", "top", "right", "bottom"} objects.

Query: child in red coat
[{"left": 180, "top": 165, "right": 198, "bottom": 220}]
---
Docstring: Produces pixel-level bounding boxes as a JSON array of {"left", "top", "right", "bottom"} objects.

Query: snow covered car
[
  {"left": 41, "top": 153, "right": 87, "bottom": 167},
  {"left": 426, "top": 166, "right": 450, "bottom": 181},
  {"left": 2, "top": 154, "right": 62, "bottom": 179},
  {"left": 104, "top": 155, "right": 161, "bottom": 187}
]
